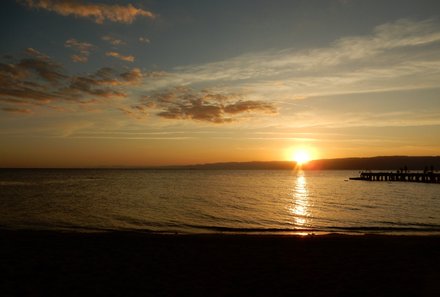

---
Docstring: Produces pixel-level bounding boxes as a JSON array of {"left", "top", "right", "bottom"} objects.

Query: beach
[{"left": 1, "top": 230, "right": 439, "bottom": 297}]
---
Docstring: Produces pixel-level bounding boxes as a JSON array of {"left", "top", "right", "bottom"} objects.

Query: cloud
[
  {"left": 149, "top": 18, "right": 440, "bottom": 101},
  {"left": 223, "top": 100, "right": 277, "bottom": 114},
  {"left": 67, "top": 76, "right": 126, "bottom": 98},
  {"left": 125, "top": 87, "right": 277, "bottom": 123},
  {"left": 106, "top": 51, "right": 135, "bottom": 62},
  {"left": 0, "top": 50, "right": 149, "bottom": 114},
  {"left": 65, "top": 67, "right": 146, "bottom": 98},
  {"left": 0, "top": 57, "right": 59, "bottom": 103},
  {"left": 138, "top": 36, "right": 150, "bottom": 44},
  {"left": 24, "top": 47, "right": 49, "bottom": 59},
  {"left": 19, "top": 0, "right": 155, "bottom": 24},
  {"left": 64, "top": 38, "right": 95, "bottom": 63},
  {"left": 120, "top": 68, "right": 143, "bottom": 83},
  {"left": 64, "top": 39, "right": 94, "bottom": 52},
  {"left": 18, "top": 58, "right": 66, "bottom": 83},
  {"left": 70, "top": 54, "right": 88, "bottom": 63},
  {"left": 4, "top": 18, "right": 439, "bottom": 130},
  {"left": 87, "top": 67, "right": 144, "bottom": 85},
  {"left": 1, "top": 48, "right": 67, "bottom": 86},
  {"left": 1, "top": 107, "right": 33, "bottom": 114},
  {"left": 0, "top": 61, "right": 28, "bottom": 80},
  {"left": 102, "top": 35, "right": 125, "bottom": 46}
]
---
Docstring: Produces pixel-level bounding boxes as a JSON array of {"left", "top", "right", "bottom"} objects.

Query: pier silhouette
[{"left": 350, "top": 171, "right": 440, "bottom": 183}]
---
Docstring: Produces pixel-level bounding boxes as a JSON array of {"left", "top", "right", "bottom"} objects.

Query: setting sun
[{"left": 293, "top": 150, "right": 311, "bottom": 165}]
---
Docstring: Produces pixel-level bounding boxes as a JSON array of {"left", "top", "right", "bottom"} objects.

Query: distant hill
[
  {"left": 304, "top": 156, "right": 440, "bottom": 170},
  {"left": 160, "top": 156, "right": 440, "bottom": 171}
]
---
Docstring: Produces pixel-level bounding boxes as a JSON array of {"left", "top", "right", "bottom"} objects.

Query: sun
[{"left": 293, "top": 149, "right": 311, "bottom": 165}]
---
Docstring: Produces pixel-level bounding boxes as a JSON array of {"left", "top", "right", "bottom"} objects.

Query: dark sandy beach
[{"left": 1, "top": 230, "right": 439, "bottom": 297}]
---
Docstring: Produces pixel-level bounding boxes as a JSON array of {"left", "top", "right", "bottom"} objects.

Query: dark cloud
[
  {"left": 94, "top": 67, "right": 115, "bottom": 80},
  {"left": 63, "top": 67, "right": 146, "bottom": 98},
  {"left": 18, "top": 57, "right": 66, "bottom": 83},
  {"left": 224, "top": 100, "right": 277, "bottom": 114},
  {"left": 0, "top": 84, "right": 56, "bottom": 102},
  {"left": 0, "top": 62, "right": 28, "bottom": 80},
  {"left": 120, "top": 68, "right": 142, "bottom": 83},
  {"left": 0, "top": 57, "right": 60, "bottom": 103},
  {"left": 0, "top": 50, "right": 147, "bottom": 113},
  {"left": 67, "top": 76, "right": 126, "bottom": 98},
  {"left": 19, "top": 0, "right": 155, "bottom": 24},
  {"left": 125, "top": 87, "right": 277, "bottom": 123},
  {"left": 1, "top": 107, "right": 33, "bottom": 114},
  {"left": 3, "top": 48, "right": 67, "bottom": 84},
  {"left": 158, "top": 98, "right": 227, "bottom": 123}
]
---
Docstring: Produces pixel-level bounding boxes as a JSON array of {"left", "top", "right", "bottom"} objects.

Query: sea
[{"left": 1, "top": 169, "right": 439, "bottom": 235}]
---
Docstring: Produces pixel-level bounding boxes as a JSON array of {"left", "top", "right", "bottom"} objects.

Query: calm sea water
[{"left": 0, "top": 169, "right": 439, "bottom": 235}]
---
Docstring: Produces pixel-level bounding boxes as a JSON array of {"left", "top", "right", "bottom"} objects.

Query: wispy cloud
[
  {"left": 102, "top": 35, "right": 125, "bottom": 46},
  {"left": 105, "top": 51, "right": 135, "bottom": 62},
  {"left": 18, "top": 0, "right": 155, "bottom": 24},
  {"left": 64, "top": 38, "right": 95, "bottom": 63},
  {"left": 138, "top": 36, "right": 150, "bottom": 44},
  {"left": 144, "top": 19, "right": 440, "bottom": 101}
]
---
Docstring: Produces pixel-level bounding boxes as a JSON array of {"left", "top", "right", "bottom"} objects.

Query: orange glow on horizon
[{"left": 288, "top": 147, "right": 318, "bottom": 166}]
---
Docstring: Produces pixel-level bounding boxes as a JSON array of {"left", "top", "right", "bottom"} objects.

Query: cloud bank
[{"left": 0, "top": 50, "right": 149, "bottom": 113}]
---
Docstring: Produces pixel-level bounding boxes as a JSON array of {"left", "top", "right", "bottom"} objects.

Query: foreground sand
[{"left": 1, "top": 230, "right": 439, "bottom": 297}]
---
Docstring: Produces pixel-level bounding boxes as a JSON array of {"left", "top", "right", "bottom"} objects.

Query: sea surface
[{"left": 1, "top": 169, "right": 439, "bottom": 235}]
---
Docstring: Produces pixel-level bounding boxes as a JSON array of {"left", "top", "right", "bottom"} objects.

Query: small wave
[
  {"left": 178, "top": 223, "right": 440, "bottom": 235},
  {"left": 373, "top": 221, "right": 440, "bottom": 228},
  {"left": 180, "top": 224, "right": 316, "bottom": 233},
  {"left": 0, "top": 181, "right": 34, "bottom": 186},
  {"left": 321, "top": 225, "right": 440, "bottom": 234}
]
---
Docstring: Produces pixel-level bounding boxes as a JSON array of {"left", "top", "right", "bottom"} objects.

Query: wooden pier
[{"left": 350, "top": 171, "right": 440, "bottom": 183}]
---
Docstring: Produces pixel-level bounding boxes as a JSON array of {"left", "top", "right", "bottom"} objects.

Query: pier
[{"left": 350, "top": 171, "right": 440, "bottom": 183}]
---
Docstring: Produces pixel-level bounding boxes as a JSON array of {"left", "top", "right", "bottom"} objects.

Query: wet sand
[{"left": 1, "top": 230, "right": 439, "bottom": 297}]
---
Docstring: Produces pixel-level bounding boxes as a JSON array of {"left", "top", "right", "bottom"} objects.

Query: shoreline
[
  {"left": 2, "top": 226, "right": 440, "bottom": 237},
  {"left": 1, "top": 229, "right": 439, "bottom": 296}
]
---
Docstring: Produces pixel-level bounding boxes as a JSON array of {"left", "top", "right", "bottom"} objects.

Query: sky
[{"left": 1, "top": 0, "right": 440, "bottom": 167}]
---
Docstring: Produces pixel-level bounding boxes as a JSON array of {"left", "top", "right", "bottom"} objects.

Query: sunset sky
[{"left": 1, "top": 0, "right": 440, "bottom": 167}]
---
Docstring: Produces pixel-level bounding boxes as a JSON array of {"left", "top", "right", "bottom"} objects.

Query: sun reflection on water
[{"left": 290, "top": 170, "right": 310, "bottom": 227}]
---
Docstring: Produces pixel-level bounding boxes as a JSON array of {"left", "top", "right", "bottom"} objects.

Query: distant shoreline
[{"left": 2, "top": 156, "right": 440, "bottom": 170}]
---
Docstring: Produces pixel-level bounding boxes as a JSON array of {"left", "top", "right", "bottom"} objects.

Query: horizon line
[{"left": 1, "top": 155, "right": 439, "bottom": 169}]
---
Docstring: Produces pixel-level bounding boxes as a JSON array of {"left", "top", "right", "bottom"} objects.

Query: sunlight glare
[
  {"left": 290, "top": 171, "right": 310, "bottom": 227},
  {"left": 293, "top": 150, "right": 311, "bottom": 165}
]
